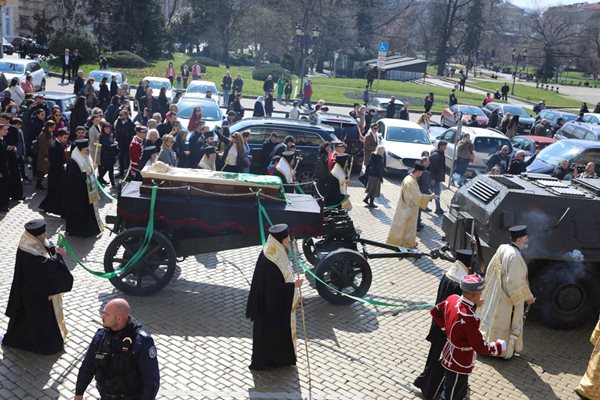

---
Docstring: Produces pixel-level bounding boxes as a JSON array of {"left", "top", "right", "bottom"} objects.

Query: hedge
[
  {"left": 252, "top": 64, "right": 291, "bottom": 81},
  {"left": 48, "top": 29, "right": 96, "bottom": 61},
  {"left": 105, "top": 51, "right": 148, "bottom": 68},
  {"left": 181, "top": 55, "right": 219, "bottom": 73}
]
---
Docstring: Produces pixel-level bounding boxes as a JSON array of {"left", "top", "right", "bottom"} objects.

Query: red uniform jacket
[
  {"left": 129, "top": 136, "right": 144, "bottom": 175},
  {"left": 431, "top": 294, "right": 502, "bottom": 375}
]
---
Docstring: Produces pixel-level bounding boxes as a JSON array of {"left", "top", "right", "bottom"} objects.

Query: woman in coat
[
  {"left": 187, "top": 107, "right": 203, "bottom": 132},
  {"left": 220, "top": 131, "right": 245, "bottom": 172},
  {"left": 506, "top": 115, "right": 520, "bottom": 138},
  {"left": 98, "top": 122, "right": 118, "bottom": 186},
  {"left": 50, "top": 109, "right": 66, "bottom": 135},
  {"left": 158, "top": 87, "right": 169, "bottom": 119},
  {"left": 253, "top": 96, "right": 265, "bottom": 117},
  {"left": 39, "top": 129, "right": 68, "bottom": 216},
  {"left": 69, "top": 96, "right": 89, "bottom": 142},
  {"left": 158, "top": 134, "right": 178, "bottom": 167},
  {"left": 363, "top": 145, "right": 385, "bottom": 208},
  {"left": 98, "top": 77, "right": 110, "bottom": 110},
  {"left": 8, "top": 77, "right": 25, "bottom": 106},
  {"left": 36, "top": 120, "right": 56, "bottom": 190}
]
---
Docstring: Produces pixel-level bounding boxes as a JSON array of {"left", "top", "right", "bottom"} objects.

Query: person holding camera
[{"left": 551, "top": 159, "right": 573, "bottom": 180}]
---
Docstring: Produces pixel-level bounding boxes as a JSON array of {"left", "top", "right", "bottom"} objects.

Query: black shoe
[
  {"left": 417, "top": 224, "right": 424, "bottom": 231},
  {"left": 367, "top": 203, "right": 378, "bottom": 209},
  {"left": 363, "top": 197, "right": 369, "bottom": 205},
  {"left": 435, "top": 209, "right": 445, "bottom": 215}
]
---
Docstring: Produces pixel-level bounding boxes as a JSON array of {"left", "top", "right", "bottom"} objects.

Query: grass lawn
[
  {"left": 47, "top": 52, "right": 490, "bottom": 112},
  {"left": 460, "top": 80, "right": 581, "bottom": 108}
]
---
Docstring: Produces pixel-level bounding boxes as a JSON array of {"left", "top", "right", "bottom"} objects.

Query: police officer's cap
[
  {"left": 25, "top": 219, "right": 46, "bottom": 236},
  {"left": 332, "top": 140, "right": 346, "bottom": 148},
  {"left": 335, "top": 153, "right": 349, "bottom": 165},
  {"left": 460, "top": 274, "right": 485, "bottom": 292},
  {"left": 509, "top": 225, "right": 527, "bottom": 240},
  {"left": 269, "top": 224, "right": 289, "bottom": 242}
]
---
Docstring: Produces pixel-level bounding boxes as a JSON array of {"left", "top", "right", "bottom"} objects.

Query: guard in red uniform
[
  {"left": 128, "top": 125, "right": 147, "bottom": 180},
  {"left": 430, "top": 274, "right": 506, "bottom": 400}
]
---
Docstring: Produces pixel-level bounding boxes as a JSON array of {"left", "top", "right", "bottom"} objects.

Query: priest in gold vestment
[
  {"left": 576, "top": 316, "right": 600, "bottom": 400},
  {"left": 479, "top": 225, "right": 535, "bottom": 359},
  {"left": 386, "top": 162, "right": 433, "bottom": 248}
]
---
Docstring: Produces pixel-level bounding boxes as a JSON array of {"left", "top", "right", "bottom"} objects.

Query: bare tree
[{"left": 433, "top": 0, "right": 474, "bottom": 76}]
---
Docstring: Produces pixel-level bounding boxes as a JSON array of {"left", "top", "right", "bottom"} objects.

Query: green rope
[
  {"left": 95, "top": 176, "right": 118, "bottom": 203},
  {"left": 58, "top": 185, "right": 159, "bottom": 279}
]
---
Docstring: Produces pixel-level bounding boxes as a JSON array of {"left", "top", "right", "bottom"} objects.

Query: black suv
[
  {"left": 536, "top": 109, "right": 578, "bottom": 126},
  {"left": 481, "top": 102, "right": 535, "bottom": 134},
  {"left": 228, "top": 118, "right": 338, "bottom": 183},
  {"left": 316, "top": 113, "right": 363, "bottom": 173}
]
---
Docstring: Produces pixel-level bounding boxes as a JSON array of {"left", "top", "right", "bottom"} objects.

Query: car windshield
[
  {"left": 0, "top": 62, "right": 24, "bottom": 74},
  {"left": 386, "top": 127, "right": 430, "bottom": 144},
  {"left": 503, "top": 105, "right": 530, "bottom": 118},
  {"left": 561, "top": 113, "right": 578, "bottom": 123},
  {"left": 321, "top": 121, "right": 360, "bottom": 141},
  {"left": 178, "top": 101, "right": 221, "bottom": 121},
  {"left": 187, "top": 84, "right": 217, "bottom": 94},
  {"left": 458, "top": 106, "right": 485, "bottom": 116},
  {"left": 147, "top": 80, "right": 171, "bottom": 90},
  {"left": 46, "top": 97, "right": 76, "bottom": 112},
  {"left": 537, "top": 140, "right": 584, "bottom": 166},
  {"left": 90, "top": 71, "right": 122, "bottom": 84}
]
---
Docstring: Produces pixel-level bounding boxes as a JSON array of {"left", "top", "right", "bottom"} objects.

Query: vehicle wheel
[
  {"left": 315, "top": 248, "right": 372, "bottom": 305},
  {"left": 302, "top": 237, "right": 320, "bottom": 266},
  {"left": 103, "top": 228, "right": 177, "bottom": 296},
  {"left": 40, "top": 79, "right": 46, "bottom": 92},
  {"left": 530, "top": 262, "right": 596, "bottom": 329},
  {"left": 296, "top": 169, "right": 317, "bottom": 194}
]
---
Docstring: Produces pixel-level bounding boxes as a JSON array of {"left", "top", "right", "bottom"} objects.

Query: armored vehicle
[{"left": 443, "top": 173, "right": 600, "bottom": 329}]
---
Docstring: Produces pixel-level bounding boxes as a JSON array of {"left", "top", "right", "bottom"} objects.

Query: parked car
[
  {"left": 376, "top": 118, "right": 434, "bottom": 174},
  {"left": 41, "top": 91, "right": 77, "bottom": 122},
  {"left": 88, "top": 70, "right": 127, "bottom": 92},
  {"left": 142, "top": 76, "right": 173, "bottom": 103},
  {"left": 555, "top": 121, "right": 600, "bottom": 141},
  {"left": 3, "top": 38, "right": 14, "bottom": 55},
  {"left": 315, "top": 113, "right": 363, "bottom": 172},
  {"left": 177, "top": 94, "right": 223, "bottom": 135},
  {"left": 10, "top": 37, "right": 49, "bottom": 57},
  {"left": 366, "top": 97, "right": 406, "bottom": 121},
  {"left": 441, "top": 104, "right": 489, "bottom": 127},
  {"left": 583, "top": 113, "right": 600, "bottom": 124},
  {"left": 184, "top": 80, "right": 220, "bottom": 102},
  {"left": 536, "top": 109, "right": 578, "bottom": 126},
  {"left": 0, "top": 59, "right": 46, "bottom": 91},
  {"left": 526, "top": 139, "right": 600, "bottom": 176},
  {"left": 510, "top": 135, "right": 556, "bottom": 156},
  {"left": 481, "top": 102, "right": 535, "bottom": 133},
  {"left": 228, "top": 117, "right": 337, "bottom": 183},
  {"left": 433, "top": 126, "right": 513, "bottom": 178}
]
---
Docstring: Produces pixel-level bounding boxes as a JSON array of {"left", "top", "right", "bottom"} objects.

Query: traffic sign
[
  {"left": 377, "top": 54, "right": 386, "bottom": 68},
  {"left": 378, "top": 41, "right": 389, "bottom": 53}
]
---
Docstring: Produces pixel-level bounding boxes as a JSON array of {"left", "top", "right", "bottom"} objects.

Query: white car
[
  {"left": 0, "top": 59, "right": 46, "bottom": 91},
  {"left": 376, "top": 118, "right": 435, "bottom": 173},
  {"left": 583, "top": 113, "right": 600, "bottom": 124},
  {"left": 432, "top": 126, "right": 513, "bottom": 178},
  {"left": 185, "top": 80, "right": 220, "bottom": 103},
  {"left": 88, "top": 70, "right": 127, "bottom": 92},
  {"left": 142, "top": 76, "right": 173, "bottom": 103},
  {"left": 177, "top": 94, "right": 223, "bottom": 137}
]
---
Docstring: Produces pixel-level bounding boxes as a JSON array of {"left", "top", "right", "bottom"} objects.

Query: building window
[{"left": 4, "top": 7, "right": 13, "bottom": 37}]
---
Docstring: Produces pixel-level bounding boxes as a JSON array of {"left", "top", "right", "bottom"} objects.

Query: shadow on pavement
[
  {"left": 249, "top": 366, "right": 302, "bottom": 399},
  {"left": 0, "top": 347, "right": 64, "bottom": 397}
]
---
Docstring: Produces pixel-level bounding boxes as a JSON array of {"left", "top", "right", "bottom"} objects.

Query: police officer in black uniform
[{"left": 75, "top": 298, "right": 160, "bottom": 400}]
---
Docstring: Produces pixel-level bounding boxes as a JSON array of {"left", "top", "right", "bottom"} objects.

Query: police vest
[{"left": 94, "top": 327, "right": 143, "bottom": 397}]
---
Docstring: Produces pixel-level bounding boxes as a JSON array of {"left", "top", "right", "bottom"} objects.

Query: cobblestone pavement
[{"left": 0, "top": 172, "right": 593, "bottom": 400}]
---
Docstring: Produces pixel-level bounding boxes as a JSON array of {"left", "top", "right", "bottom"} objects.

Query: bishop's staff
[
  {"left": 92, "top": 142, "right": 102, "bottom": 170},
  {"left": 291, "top": 238, "right": 313, "bottom": 400}
]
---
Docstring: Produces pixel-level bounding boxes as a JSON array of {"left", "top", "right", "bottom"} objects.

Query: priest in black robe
[
  {"left": 246, "top": 224, "right": 303, "bottom": 370},
  {"left": 40, "top": 129, "right": 68, "bottom": 216},
  {"left": 64, "top": 139, "right": 104, "bottom": 237},
  {"left": 2, "top": 117, "right": 24, "bottom": 202},
  {"left": 324, "top": 153, "right": 350, "bottom": 208},
  {"left": 0, "top": 123, "right": 9, "bottom": 212},
  {"left": 414, "top": 249, "right": 474, "bottom": 399},
  {"left": 2, "top": 219, "right": 74, "bottom": 355}
]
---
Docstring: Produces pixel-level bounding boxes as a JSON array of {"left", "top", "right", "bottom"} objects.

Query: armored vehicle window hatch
[
  {"left": 548, "top": 187, "right": 589, "bottom": 198},
  {"left": 468, "top": 180, "right": 500, "bottom": 203},
  {"left": 573, "top": 178, "right": 600, "bottom": 197},
  {"left": 489, "top": 175, "right": 525, "bottom": 190},
  {"left": 535, "top": 179, "right": 570, "bottom": 188},
  {"left": 522, "top": 173, "right": 558, "bottom": 181}
]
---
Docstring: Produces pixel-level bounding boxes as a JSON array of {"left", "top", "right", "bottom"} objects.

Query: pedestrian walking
[
  {"left": 246, "top": 224, "right": 303, "bottom": 370},
  {"left": 71, "top": 49, "right": 82, "bottom": 80},
  {"left": 276, "top": 77, "right": 285, "bottom": 103},
  {"left": 39, "top": 129, "right": 68, "bottom": 216},
  {"left": 191, "top": 61, "right": 202, "bottom": 80},
  {"left": 98, "top": 122, "right": 118, "bottom": 186},
  {"left": 165, "top": 62, "right": 175, "bottom": 85},
  {"left": 363, "top": 145, "right": 384, "bottom": 208},
  {"left": 61, "top": 49, "right": 72, "bottom": 84},
  {"left": 284, "top": 81, "right": 292, "bottom": 105},
  {"left": 2, "top": 219, "right": 73, "bottom": 354},
  {"left": 501, "top": 82, "right": 509, "bottom": 101},
  {"left": 222, "top": 71, "right": 232, "bottom": 107},
  {"left": 74, "top": 298, "right": 160, "bottom": 400}
]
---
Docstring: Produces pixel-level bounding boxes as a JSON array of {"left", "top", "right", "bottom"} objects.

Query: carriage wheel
[
  {"left": 302, "top": 237, "right": 320, "bottom": 266},
  {"left": 103, "top": 228, "right": 177, "bottom": 296},
  {"left": 315, "top": 249, "right": 372, "bottom": 305}
]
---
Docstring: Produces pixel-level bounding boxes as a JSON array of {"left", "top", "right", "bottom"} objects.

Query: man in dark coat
[
  {"left": 157, "top": 112, "right": 177, "bottom": 137},
  {"left": 261, "top": 132, "right": 279, "bottom": 172},
  {"left": 386, "top": 96, "right": 398, "bottom": 118},
  {"left": 61, "top": 49, "right": 72, "bottom": 83},
  {"left": 110, "top": 75, "right": 119, "bottom": 99},
  {"left": 114, "top": 111, "right": 136, "bottom": 177},
  {"left": 414, "top": 249, "right": 474, "bottom": 399},
  {"left": 139, "top": 88, "right": 158, "bottom": 116},
  {"left": 64, "top": 139, "right": 104, "bottom": 237},
  {"left": 188, "top": 121, "right": 206, "bottom": 168},
  {"left": 39, "top": 129, "right": 68, "bottom": 216},
  {"left": 486, "top": 145, "right": 511, "bottom": 173},
  {"left": 429, "top": 140, "right": 447, "bottom": 214},
  {"left": 71, "top": 49, "right": 83, "bottom": 80},
  {"left": 73, "top": 71, "right": 85, "bottom": 95},
  {"left": 0, "top": 122, "right": 9, "bottom": 211},
  {"left": 2, "top": 219, "right": 74, "bottom": 354},
  {"left": 262, "top": 75, "right": 274, "bottom": 96},
  {"left": 1, "top": 115, "right": 24, "bottom": 201},
  {"left": 501, "top": 82, "right": 510, "bottom": 101},
  {"left": 246, "top": 224, "right": 303, "bottom": 370}
]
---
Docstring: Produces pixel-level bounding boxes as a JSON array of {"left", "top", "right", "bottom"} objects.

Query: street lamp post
[
  {"left": 296, "top": 24, "right": 320, "bottom": 98},
  {"left": 511, "top": 48, "right": 528, "bottom": 96}
]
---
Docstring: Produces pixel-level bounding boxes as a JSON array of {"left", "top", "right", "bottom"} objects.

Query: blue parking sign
[{"left": 378, "top": 41, "right": 389, "bottom": 53}]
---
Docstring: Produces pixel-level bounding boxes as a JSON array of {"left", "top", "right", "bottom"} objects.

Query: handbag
[{"left": 358, "top": 173, "right": 369, "bottom": 187}]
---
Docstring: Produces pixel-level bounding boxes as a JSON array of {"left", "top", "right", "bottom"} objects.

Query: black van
[{"left": 228, "top": 117, "right": 338, "bottom": 183}]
